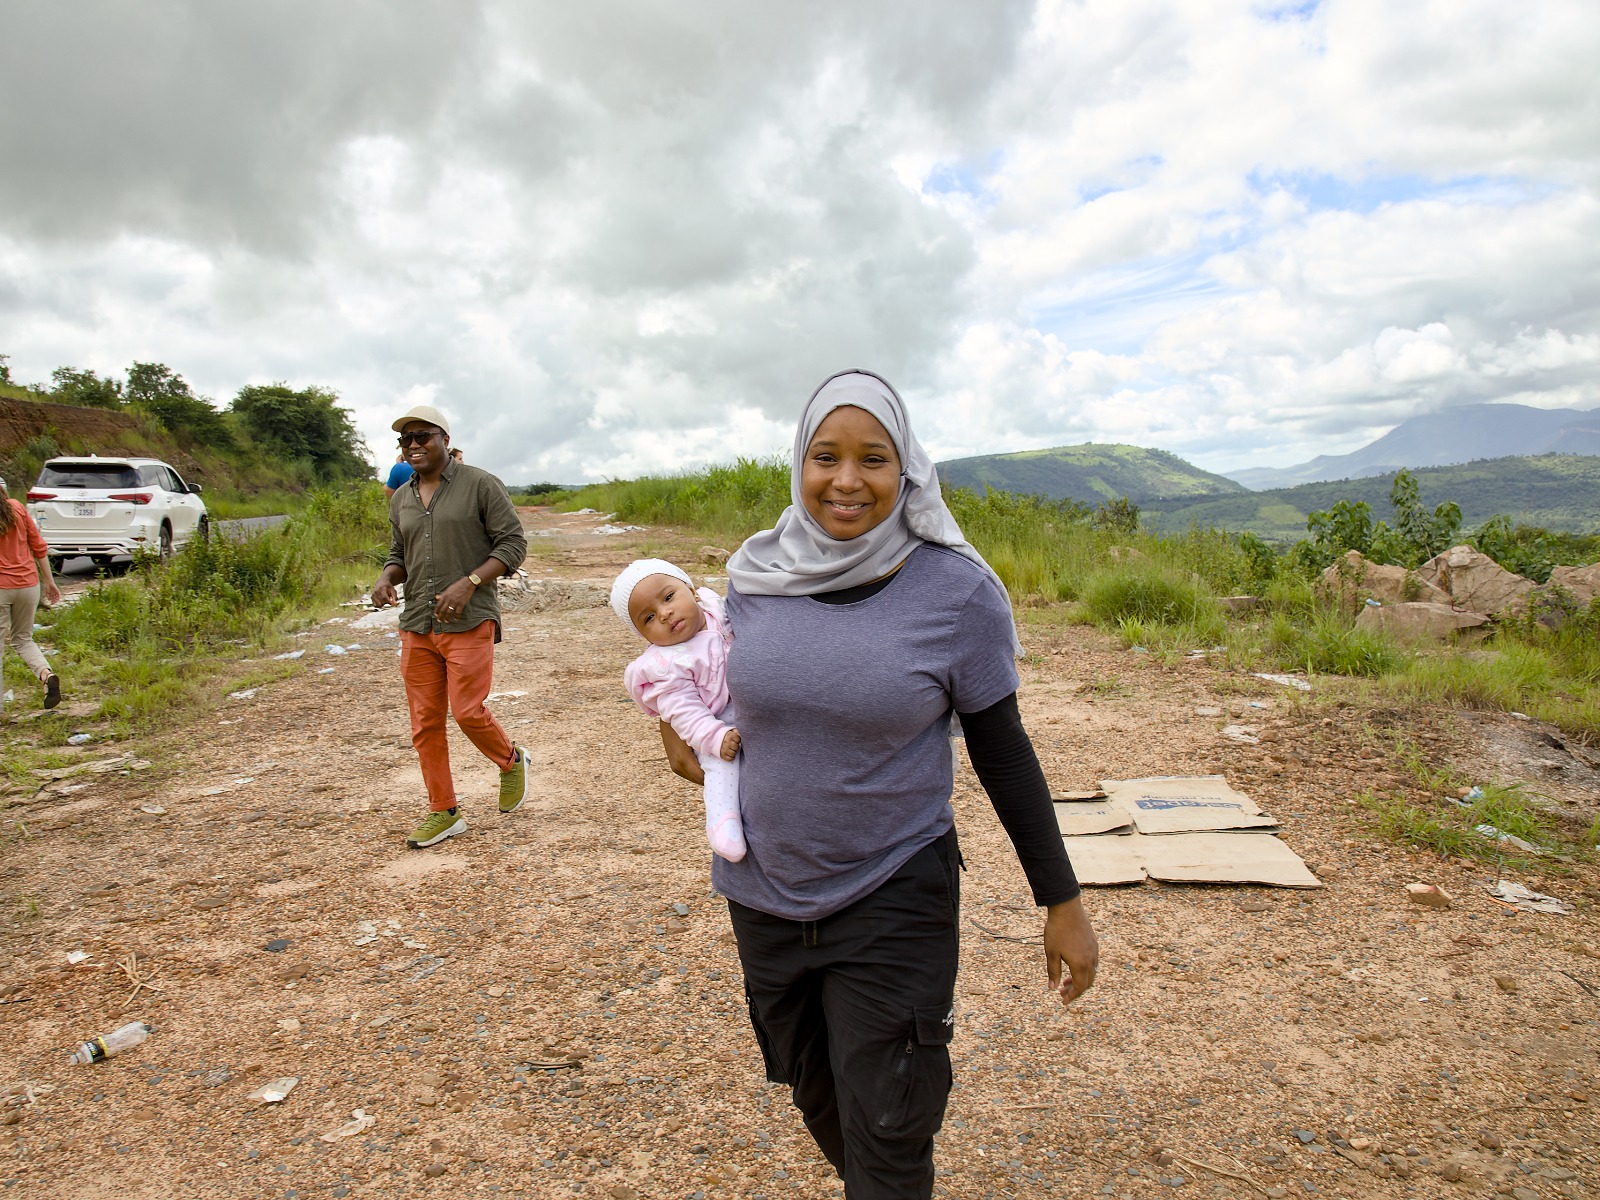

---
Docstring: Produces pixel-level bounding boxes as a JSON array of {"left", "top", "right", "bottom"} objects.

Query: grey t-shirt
[{"left": 713, "top": 544, "right": 1020, "bottom": 921}]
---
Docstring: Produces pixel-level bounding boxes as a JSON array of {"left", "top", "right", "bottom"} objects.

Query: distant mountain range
[
  {"left": 1223, "top": 403, "right": 1600, "bottom": 490},
  {"left": 936, "top": 444, "right": 1247, "bottom": 506},
  {"left": 1146, "top": 456, "right": 1600, "bottom": 539},
  {"left": 933, "top": 403, "right": 1600, "bottom": 537}
]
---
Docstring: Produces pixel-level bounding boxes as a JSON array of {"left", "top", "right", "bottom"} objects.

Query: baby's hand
[{"left": 719, "top": 728, "right": 741, "bottom": 761}]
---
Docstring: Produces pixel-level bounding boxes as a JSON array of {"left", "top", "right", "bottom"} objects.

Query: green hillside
[
  {"left": 0, "top": 362, "right": 372, "bottom": 516},
  {"left": 1147, "top": 455, "right": 1600, "bottom": 539},
  {"left": 937, "top": 443, "right": 1248, "bottom": 506}
]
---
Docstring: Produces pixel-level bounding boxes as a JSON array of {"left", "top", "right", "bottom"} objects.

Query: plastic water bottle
[{"left": 69, "top": 1021, "right": 150, "bottom": 1064}]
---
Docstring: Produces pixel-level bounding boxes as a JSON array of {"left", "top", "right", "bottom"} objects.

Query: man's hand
[
  {"left": 433, "top": 577, "right": 476, "bottom": 622},
  {"left": 1043, "top": 896, "right": 1099, "bottom": 1007},
  {"left": 719, "top": 728, "right": 741, "bottom": 762},
  {"left": 372, "top": 579, "right": 399, "bottom": 608}
]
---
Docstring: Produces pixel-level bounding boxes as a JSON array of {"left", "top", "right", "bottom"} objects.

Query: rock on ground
[
  {"left": 1416, "top": 545, "right": 1536, "bottom": 616},
  {"left": 1355, "top": 601, "right": 1489, "bottom": 641},
  {"left": 1319, "top": 551, "right": 1449, "bottom": 610}
]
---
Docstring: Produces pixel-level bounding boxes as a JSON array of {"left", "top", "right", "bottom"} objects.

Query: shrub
[
  {"left": 1266, "top": 609, "right": 1403, "bottom": 677},
  {"left": 1078, "top": 563, "right": 1218, "bottom": 629},
  {"left": 47, "top": 481, "right": 387, "bottom": 653}
]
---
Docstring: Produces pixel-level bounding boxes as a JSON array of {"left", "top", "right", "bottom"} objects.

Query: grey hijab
[{"left": 725, "top": 369, "right": 1022, "bottom": 653}]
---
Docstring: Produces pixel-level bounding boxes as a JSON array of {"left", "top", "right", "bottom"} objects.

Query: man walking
[{"left": 372, "top": 405, "right": 529, "bottom": 848}]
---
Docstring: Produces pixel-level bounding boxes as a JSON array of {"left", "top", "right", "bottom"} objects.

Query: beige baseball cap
[{"left": 391, "top": 404, "right": 451, "bottom": 435}]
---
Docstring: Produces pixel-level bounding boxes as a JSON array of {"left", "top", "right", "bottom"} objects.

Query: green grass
[
  {"left": 1262, "top": 608, "right": 1406, "bottom": 677},
  {"left": 29, "top": 481, "right": 388, "bottom": 737},
  {"left": 1384, "top": 620, "right": 1598, "bottom": 743},
  {"left": 1359, "top": 780, "right": 1566, "bottom": 869},
  {"left": 548, "top": 457, "right": 1600, "bottom": 738},
  {"left": 555, "top": 457, "right": 789, "bottom": 542},
  {"left": 205, "top": 489, "right": 310, "bottom": 519},
  {"left": 1079, "top": 563, "right": 1222, "bottom": 629}
]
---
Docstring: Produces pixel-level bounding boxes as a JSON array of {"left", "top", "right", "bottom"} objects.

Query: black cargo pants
[{"left": 728, "top": 827, "right": 962, "bottom": 1200}]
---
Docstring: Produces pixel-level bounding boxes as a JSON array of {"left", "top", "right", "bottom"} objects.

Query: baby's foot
[{"left": 708, "top": 812, "right": 746, "bottom": 863}]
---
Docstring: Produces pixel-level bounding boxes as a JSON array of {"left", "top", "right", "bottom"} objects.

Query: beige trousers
[{"left": 0, "top": 585, "right": 51, "bottom": 695}]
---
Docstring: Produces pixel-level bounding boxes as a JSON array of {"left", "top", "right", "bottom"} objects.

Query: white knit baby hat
[{"left": 610, "top": 558, "right": 695, "bottom": 628}]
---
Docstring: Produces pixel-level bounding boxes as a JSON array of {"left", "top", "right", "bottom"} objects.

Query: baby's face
[{"left": 628, "top": 574, "right": 706, "bottom": 648}]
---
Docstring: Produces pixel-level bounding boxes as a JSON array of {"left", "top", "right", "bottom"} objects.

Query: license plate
[{"left": 74, "top": 503, "right": 96, "bottom": 517}]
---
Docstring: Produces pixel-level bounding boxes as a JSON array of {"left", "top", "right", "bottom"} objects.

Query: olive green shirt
[{"left": 384, "top": 461, "right": 527, "bottom": 641}]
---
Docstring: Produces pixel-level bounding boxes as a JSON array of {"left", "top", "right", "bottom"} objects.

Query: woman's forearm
[
  {"left": 660, "top": 720, "right": 705, "bottom": 785},
  {"left": 960, "top": 693, "right": 1080, "bottom": 907}
]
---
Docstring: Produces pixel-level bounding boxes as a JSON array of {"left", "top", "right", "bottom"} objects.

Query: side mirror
[{"left": 188, "top": 483, "right": 204, "bottom": 494}]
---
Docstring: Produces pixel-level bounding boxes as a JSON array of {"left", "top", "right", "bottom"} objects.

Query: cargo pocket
[
  {"left": 875, "top": 1005, "right": 955, "bottom": 1140},
  {"left": 745, "top": 986, "right": 788, "bottom": 1085}
]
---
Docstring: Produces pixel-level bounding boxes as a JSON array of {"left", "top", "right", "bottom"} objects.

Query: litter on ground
[
  {"left": 1252, "top": 672, "right": 1312, "bottom": 691},
  {"left": 1489, "top": 880, "right": 1572, "bottom": 915}
]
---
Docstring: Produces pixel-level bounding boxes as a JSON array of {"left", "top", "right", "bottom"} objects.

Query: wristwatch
[{"left": 468, "top": 572, "right": 483, "bottom": 587}]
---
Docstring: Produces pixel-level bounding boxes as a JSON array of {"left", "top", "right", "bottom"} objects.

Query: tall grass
[
  {"left": 554, "top": 460, "right": 1600, "bottom": 735},
  {"left": 1387, "top": 611, "right": 1600, "bottom": 742},
  {"left": 29, "top": 482, "right": 389, "bottom": 734},
  {"left": 1360, "top": 781, "right": 1564, "bottom": 868},
  {"left": 559, "top": 457, "right": 789, "bottom": 542},
  {"left": 48, "top": 483, "right": 387, "bottom": 653}
]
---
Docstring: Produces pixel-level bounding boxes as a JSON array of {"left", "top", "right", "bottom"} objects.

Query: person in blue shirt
[{"left": 383, "top": 453, "right": 414, "bottom": 497}]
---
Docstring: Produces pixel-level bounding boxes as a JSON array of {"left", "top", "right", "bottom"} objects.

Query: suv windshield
[{"left": 36, "top": 463, "right": 142, "bottom": 489}]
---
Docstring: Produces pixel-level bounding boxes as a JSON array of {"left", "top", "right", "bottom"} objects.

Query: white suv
[{"left": 27, "top": 456, "right": 209, "bottom": 570}]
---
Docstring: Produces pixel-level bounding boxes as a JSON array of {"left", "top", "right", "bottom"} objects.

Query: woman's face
[{"left": 800, "top": 405, "right": 902, "bottom": 540}]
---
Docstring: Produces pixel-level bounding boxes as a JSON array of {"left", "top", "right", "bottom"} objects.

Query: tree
[
  {"left": 50, "top": 366, "right": 125, "bottom": 409},
  {"left": 230, "top": 383, "right": 370, "bottom": 482},
  {"left": 126, "top": 362, "right": 233, "bottom": 446},
  {"left": 1387, "top": 468, "right": 1461, "bottom": 566},
  {"left": 1092, "top": 496, "right": 1141, "bottom": 535}
]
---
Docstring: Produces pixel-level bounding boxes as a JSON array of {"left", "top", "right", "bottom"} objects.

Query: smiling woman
[{"left": 659, "top": 369, "right": 1098, "bottom": 1199}]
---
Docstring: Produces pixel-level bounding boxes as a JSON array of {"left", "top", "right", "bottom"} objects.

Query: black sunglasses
[{"left": 397, "top": 430, "right": 443, "bottom": 447}]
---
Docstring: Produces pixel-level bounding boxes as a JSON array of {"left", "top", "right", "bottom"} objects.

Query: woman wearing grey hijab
[{"left": 664, "top": 370, "right": 1098, "bottom": 1198}]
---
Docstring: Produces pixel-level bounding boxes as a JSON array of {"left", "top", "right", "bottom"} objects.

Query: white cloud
[{"left": 0, "top": 0, "right": 1596, "bottom": 486}]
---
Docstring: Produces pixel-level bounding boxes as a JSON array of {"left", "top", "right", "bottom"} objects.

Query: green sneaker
[
  {"left": 499, "top": 746, "right": 528, "bottom": 814},
  {"left": 407, "top": 809, "right": 466, "bottom": 849}
]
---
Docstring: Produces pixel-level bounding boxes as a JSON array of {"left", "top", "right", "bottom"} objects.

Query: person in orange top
[{"left": 0, "top": 477, "right": 63, "bottom": 711}]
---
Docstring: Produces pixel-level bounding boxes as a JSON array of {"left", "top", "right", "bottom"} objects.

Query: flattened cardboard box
[
  {"left": 1100, "top": 774, "right": 1279, "bottom": 835},
  {"left": 1052, "top": 796, "right": 1133, "bottom": 837},
  {"left": 1063, "top": 831, "right": 1321, "bottom": 889}
]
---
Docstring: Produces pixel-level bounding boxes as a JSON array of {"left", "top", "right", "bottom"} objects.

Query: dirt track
[{"left": 2, "top": 507, "right": 1598, "bottom": 1200}]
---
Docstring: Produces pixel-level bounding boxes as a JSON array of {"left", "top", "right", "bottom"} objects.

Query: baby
[{"left": 611, "top": 559, "right": 745, "bottom": 862}]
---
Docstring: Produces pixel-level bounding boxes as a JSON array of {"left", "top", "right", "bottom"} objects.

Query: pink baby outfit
[{"left": 623, "top": 588, "right": 733, "bottom": 758}]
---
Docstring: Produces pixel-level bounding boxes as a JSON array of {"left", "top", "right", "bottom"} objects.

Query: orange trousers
[{"left": 400, "top": 621, "right": 515, "bottom": 811}]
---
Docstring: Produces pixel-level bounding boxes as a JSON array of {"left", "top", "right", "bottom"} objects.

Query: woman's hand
[
  {"left": 661, "top": 721, "right": 704, "bottom": 785},
  {"left": 1043, "top": 896, "right": 1098, "bottom": 1007}
]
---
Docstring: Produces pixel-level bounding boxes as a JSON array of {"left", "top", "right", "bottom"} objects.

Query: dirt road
[{"left": 2, "top": 508, "right": 1597, "bottom": 1199}]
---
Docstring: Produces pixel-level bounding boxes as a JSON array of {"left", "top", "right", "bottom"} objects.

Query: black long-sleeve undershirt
[
  {"left": 959, "top": 693, "right": 1081, "bottom": 907},
  {"left": 811, "top": 575, "right": 1080, "bottom": 907}
]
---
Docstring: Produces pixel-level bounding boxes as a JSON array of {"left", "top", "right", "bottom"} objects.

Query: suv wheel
[
  {"left": 197, "top": 515, "right": 211, "bottom": 544},
  {"left": 159, "top": 522, "right": 174, "bottom": 559}
]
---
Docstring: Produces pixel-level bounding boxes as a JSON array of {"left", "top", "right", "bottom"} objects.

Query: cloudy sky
[{"left": 2, "top": 0, "right": 1597, "bottom": 484}]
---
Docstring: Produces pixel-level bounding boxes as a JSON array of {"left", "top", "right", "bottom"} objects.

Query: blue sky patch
[
  {"left": 1024, "top": 250, "right": 1239, "bottom": 356},
  {"left": 1255, "top": 0, "right": 1321, "bottom": 22},
  {"left": 1251, "top": 169, "right": 1539, "bottom": 213},
  {"left": 922, "top": 150, "right": 1003, "bottom": 200}
]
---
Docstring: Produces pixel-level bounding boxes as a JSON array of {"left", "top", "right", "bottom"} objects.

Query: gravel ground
[{"left": 1, "top": 508, "right": 1596, "bottom": 1200}]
